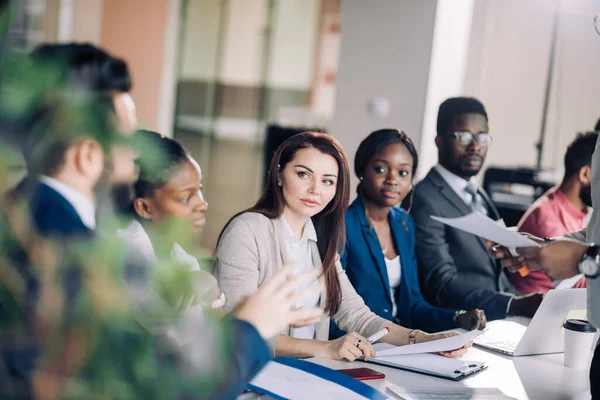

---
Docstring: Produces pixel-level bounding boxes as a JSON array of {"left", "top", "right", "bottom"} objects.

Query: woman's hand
[
  {"left": 322, "top": 331, "right": 376, "bottom": 362},
  {"left": 416, "top": 331, "right": 471, "bottom": 358},
  {"left": 454, "top": 309, "right": 487, "bottom": 330}
]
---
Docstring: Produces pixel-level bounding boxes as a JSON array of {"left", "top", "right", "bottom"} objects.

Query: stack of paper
[
  {"left": 373, "top": 330, "right": 482, "bottom": 357},
  {"left": 386, "top": 384, "right": 517, "bottom": 400},
  {"left": 366, "top": 331, "right": 486, "bottom": 381}
]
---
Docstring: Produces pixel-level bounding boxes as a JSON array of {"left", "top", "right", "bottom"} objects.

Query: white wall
[
  {"left": 179, "top": 0, "right": 222, "bottom": 81},
  {"left": 267, "top": 0, "right": 320, "bottom": 89},
  {"left": 330, "top": 0, "right": 438, "bottom": 193},
  {"left": 180, "top": 0, "right": 319, "bottom": 90},
  {"left": 416, "top": 0, "right": 475, "bottom": 181},
  {"left": 219, "top": 0, "right": 268, "bottom": 85},
  {"left": 542, "top": 0, "right": 600, "bottom": 171},
  {"left": 463, "top": 0, "right": 600, "bottom": 178}
]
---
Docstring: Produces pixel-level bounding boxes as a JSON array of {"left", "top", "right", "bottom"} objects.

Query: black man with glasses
[{"left": 408, "top": 97, "right": 543, "bottom": 321}]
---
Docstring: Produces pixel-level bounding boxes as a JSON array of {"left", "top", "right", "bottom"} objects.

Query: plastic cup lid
[{"left": 563, "top": 319, "right": 598, "bottom": 333}]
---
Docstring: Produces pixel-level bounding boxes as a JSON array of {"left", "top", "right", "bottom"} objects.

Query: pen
[
  {"left": 366, "top": 327, "right": 390, "bottom": 344},
  {"left": 508, "top": 247, "right": 529, "bottom": 277}
]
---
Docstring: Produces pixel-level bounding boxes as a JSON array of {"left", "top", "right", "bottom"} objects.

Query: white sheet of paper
[
  {"left": 556, "top": 274, "right": 585, "bottom": 289},
  {"left": 374, "top": 353, "right": 470, "bottom": 375},
  {"left": 373, "top": 330, "right": 482, "bottom": 357},
  {"left": 386, "top": 384, "right": 516, "bottom": 400},
  {"left": 249, "top": 361, "right": 373, "bottom": 400},
  {"left": 431, "top": 213, "right": 540, "bottom": 249}
]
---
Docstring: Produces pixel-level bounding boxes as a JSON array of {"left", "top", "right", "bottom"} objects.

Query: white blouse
[
  {"left": 385, "top": 255, "right": 402, "bottom": 316},
  {"left": 279, "top": 216, "right": 321, "bottom": 339}
]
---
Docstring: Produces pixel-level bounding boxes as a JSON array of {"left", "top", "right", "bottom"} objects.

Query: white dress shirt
[
  {"left": 279, "top": 216, "right": 321, "bottom": 339},
  {"left": 434, "top": 164, "right": 488, "bottom": 216},
  {"left": 39, "top": 175, "right": 97, "bottom": 230},
  {"left": 385, "top": 255, "right": 401, "bottom": 316},
  {"left": 118, "top": 219, "right": 201, "bottom": 271}
]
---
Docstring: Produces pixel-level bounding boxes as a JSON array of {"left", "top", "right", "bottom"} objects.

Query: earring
[{"left": 359, "top": 176, "right": 363, "bottom": 181}]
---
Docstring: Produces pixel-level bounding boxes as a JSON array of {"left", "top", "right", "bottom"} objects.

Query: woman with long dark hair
[
  {"left": 330, "top": 129, "right": 486, "bottom": 340},
  {"left": 215, "top": 131, "right": 469, "bottom": 361}
]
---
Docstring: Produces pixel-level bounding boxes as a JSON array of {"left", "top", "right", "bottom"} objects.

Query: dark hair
[
  {"left": 21, "top": 43, "right": 132, "bottom": 175},
  {"left": 564, "top": 131, "right": 599, "bottom": 178},
  {"left": 354, "top": 129, "right": 418, "bottom": 231},
  {"left": 355, "top": 129, "right": 419, "bottom": 181},
  {"left": 23, "top": 92, "right": 120, "bottom": 176},
  {"left": 133, "top": 130, "right": 190, "bottom": 198},
  {"left": 436, "top": 97, "right": 488, "bottom": 136},
  {"left": 594, "top": 118, "right": 600, "bottom": 132},
  {"left": 31, "top": 43, "right": 132, "bottom": 93},
  {"left": 218, "top": 131, "right": 350, "bottom": 315}
]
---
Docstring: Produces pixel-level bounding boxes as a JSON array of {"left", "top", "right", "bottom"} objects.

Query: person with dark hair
[
  {"left": 513, "top": 131, "right": 598, "bottom": 294},
  {"left": 1, "top": 43, "right": 324, "bottom": 399},
  {"left": 330, "top": 129, "right": 486, "bottom": 341},
  {"left": 215, "top": 131, "right": 470, "bottom": 362},
  {"left": 119, "top": 129, "right": 217, "bottom": 308},
  {"left": 16, "top": 43, "right": 138, "bottom": 211},
  {"left": 409, "top": 97, "right": 542, "bottom": 321}
]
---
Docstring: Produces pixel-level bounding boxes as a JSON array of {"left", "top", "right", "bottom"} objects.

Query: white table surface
[{"left": 308, "top": 345, "right": 592, "bottom": 400}]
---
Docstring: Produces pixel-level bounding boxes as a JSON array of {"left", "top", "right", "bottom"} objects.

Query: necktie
[{"left": 464, "top": 182, "right": 487, "bottom": 215}]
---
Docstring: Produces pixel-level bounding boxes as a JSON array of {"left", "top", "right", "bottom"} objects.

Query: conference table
[{"left": 243, "top": 345, "right": 592, "bottom": 399}]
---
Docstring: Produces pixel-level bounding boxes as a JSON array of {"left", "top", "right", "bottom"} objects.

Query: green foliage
[{"left": 0, "top": 46, "right": 234, "bottom": 398}]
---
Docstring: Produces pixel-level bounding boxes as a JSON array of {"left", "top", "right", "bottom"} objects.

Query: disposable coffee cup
[{"left": 563, "top": 319, "right": 598, "bottom": 368}]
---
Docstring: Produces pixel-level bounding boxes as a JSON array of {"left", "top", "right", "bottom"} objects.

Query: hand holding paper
[
  {"left": 373, "top": 330, "right": 482, "bottom": 357},
  {"left": 430, "top": 213, "right": 540, "bottom": 249}
]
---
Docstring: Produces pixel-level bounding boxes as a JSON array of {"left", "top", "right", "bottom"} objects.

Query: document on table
[
  {"left": 368, "top": 353, "right": 485, "bottom": 381},
  {"left": 373, "top": 329, "right": 482, "bottom": 357},
  {"left": 430, "top": 213, "right": 540, "bottom": 249},
  {"left": 249, "top": 357, "right": 387, "bottom": 400},
  {"left": 386, "top": 385, "right": 517, "bottom": 400}
]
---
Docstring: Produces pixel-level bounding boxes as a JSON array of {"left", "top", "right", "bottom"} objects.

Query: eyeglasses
[
  {"left": 445, "top": 131, "right": 493, "bottom": 148},
  {"left": 595, "top": 13, "right": 600, "bottom": 35}
]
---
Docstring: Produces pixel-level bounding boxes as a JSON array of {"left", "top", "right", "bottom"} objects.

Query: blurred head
[
  {"left": 435, "top": 97, "right": 490, "bottom": 179},
  {"left": 22, "top": 92, "right": 122, "bottom": 199},
  {"left": 221, "top": 131, "right": 350, "bottom": 315},
  {"left": 29, "top": 43, "right": 138, "bottom": 186},
  {"left": 563, "top": 131, "right": 599, "bottom": 208},
  {"left": 355, "top": 129, "right": 418, "bottom": 209},
  {"left": 132, "top": 130, "right": 208, "bottom": 235}
]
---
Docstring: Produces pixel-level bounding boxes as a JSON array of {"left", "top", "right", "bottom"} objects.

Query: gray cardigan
[{"left": 214, "top": 212, "right": 386, "bottom": 352}]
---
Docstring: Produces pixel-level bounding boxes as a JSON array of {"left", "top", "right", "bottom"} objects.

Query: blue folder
[{"left": 248, "top": 357, "right": 388, "bottom": 400}]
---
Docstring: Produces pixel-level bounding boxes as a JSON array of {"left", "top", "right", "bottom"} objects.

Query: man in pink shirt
[{"left": 513, "top": 131, "right": 598, "bottom": 294}]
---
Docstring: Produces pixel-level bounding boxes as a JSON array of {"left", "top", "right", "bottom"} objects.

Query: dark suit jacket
[
  {"left": 330, "top": 197, "right": 455, "bottom": 339},
  {"left": 410, "top": 168, "right": 517, "bottom": 321}
]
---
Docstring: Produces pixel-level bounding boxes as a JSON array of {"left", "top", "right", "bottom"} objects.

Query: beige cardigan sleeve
[
  {"left": 331, "top": 258, "right": 387, "bottom": 338},
  {"left": 213, "top": 214, "right": 283, "bottom": 352},
  {"left": 214, "top": 215, "right": 261, "bottom": 313}
]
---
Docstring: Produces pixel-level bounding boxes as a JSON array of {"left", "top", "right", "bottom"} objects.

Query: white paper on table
[
  {"left": 373, "top": 353, "right": 474, "bottom": 376},
  {"left": 249, "top": 361, "right": 373, "bottom": 400},
  {"left": 373, "top": 329, "right": 482, "bottom": 357},
  {"left": 431, "top": 213, "right": 540, "bottom": 249},
  {"left": 386, "top": 384, "right": 516, "bottom": 400}
]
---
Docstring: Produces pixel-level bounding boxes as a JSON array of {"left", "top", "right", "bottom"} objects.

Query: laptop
[{"left": 474, "top": 289, "right": 588, "bottom": 356}]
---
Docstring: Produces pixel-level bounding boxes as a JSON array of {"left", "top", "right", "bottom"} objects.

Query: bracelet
[
  {"left": 208, "top": 292, "right": 226, "bottom": 309},
  {"left": 453, "top": 310, "right": 466, "bottom": 326},
  {"left": 408, "top": 329, "right": 420, "bottom": 345}
]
